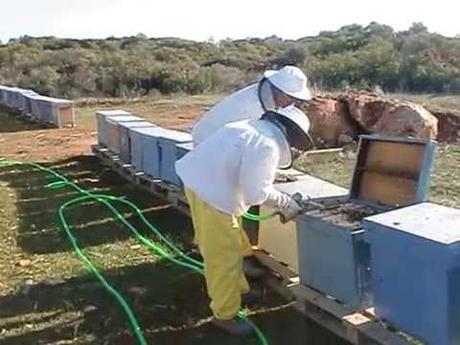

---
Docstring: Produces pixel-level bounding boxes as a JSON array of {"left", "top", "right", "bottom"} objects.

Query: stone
[
  {"left": 302, "top": 96, "right": 358, "bottom": 148},
  {"left": 340, "top": 91, "right": 438, "bottom": 140}
]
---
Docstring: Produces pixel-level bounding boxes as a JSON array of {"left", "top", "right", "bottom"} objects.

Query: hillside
[{"left": 1, "top": 22, "right": 459, "bottom": 98}]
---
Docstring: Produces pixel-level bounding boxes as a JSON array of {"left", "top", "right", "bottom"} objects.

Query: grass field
[{"left": 0, "top": 108, "right": 346, "bottom": 345}]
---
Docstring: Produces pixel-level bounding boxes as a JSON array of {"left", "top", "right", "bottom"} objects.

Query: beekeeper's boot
[
  {"left": 242, "top": 256, "right": 266, "bottom": 279},
  {"left": 212, "top": 317, "right": 254, "bottom": 336}
]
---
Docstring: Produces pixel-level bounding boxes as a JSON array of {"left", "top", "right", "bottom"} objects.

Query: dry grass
[{"left": 74, "top": 94, "right": 221, "bottom": 132}]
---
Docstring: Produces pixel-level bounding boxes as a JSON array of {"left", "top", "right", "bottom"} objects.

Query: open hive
[{"left": 296, "top": 135, "right": 437, "bottom": 310}]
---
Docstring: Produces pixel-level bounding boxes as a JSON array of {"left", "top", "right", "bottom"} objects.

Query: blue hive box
[
  {"left": 95, "top": 110, "right": 132, "bottom": 147},
  {"left": 11, "top": 88, "right": 25, "bottom": 109},
  {"left": 20, "top": 90, "right": 38, "bottom": 114},
  {"left": 101, "top": 114, "right": 144, "bottom": 154},
  {"left": 158, "top": 131, "right": 192, "bottom": 186},
  {"left": 118, "top": 121, "right": 156, "bottom": 163},
  {"left": 0, "top": 85, "right": 9, "bottom": 104},
  {"left": 29, "top": 96, "right": 74, "bottom": 127},
  {"left": 129, "top": 126, "right": 176, "bottom": 178},
  {"left": 296, "top": 135, "right": 437, "bottom": 310},
  {"left": 29, "top": 95, "right": 51, "bottom": 122},
  {"left": 364, "top": 203, "right": 460, "bottom": 345},
  {"left": 5, "top": 87, "right": 21, "bottom": 108}
]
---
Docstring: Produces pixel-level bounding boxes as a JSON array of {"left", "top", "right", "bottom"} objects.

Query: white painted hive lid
[
  {"left": 364, "top": 202, "right": 460, "bottom": 244},
  {"left": 275, "top": 174, "right": 349, "bottom": 200},
  {"left": 96, "top": 110, "right": 132, "bottom": 117}
]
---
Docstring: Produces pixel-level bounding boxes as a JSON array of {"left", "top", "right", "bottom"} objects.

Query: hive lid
[
  {"left": 157, "top": 129, "right": 192, "bottom": 143},
  {"left": 364, "top": 202, "right": 460, "bottom": 244},
  {"left": 28, "top": 95, "right": 73, "bottom": 104},
  {"left": 119, "top": 121, "right": 155, "bottom": 129},
  {"left": 130, "top": 126, "right": 171, "bottom": 137},
  {"left": 106, "top": 115, "right": 144, "bottom": 123},
  {"left": 275, "top": 174, "right": 349, "bottom": 202},
  {"left": 176, "top": 142, "right": 194, "bottom": 150},
  {"left": 96, "top": 110, "right": 132, "bottom": 117},
  {"left": 349, "top": 135, "right": 437, "bottom": 208}
]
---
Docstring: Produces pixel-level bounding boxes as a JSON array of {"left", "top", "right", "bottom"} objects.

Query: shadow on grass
[
  {"left": 0, "top": 260, "right": 348, "bottom": 345},
  {"left": 0, "top": 155, "right": 349, "bottom": 345},
  {"left": 0, "top": 155, "right": 194, "bottom": 255},
  {"left": 0, "top": 107, "right": 47, "bottom": 133}
]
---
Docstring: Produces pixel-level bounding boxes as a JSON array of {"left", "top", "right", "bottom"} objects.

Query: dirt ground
[{"left": 0, "top": 106, "right": 349, "bottom": 344}]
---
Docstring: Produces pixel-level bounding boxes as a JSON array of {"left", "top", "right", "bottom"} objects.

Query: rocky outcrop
[
  {"left": 301, "top": 96, "right": 358, "bottom": 147},
  {"left": 303, "top": 91, "right": 441, "bottom": 147},
  {"left": 340, "top": 91, "right": 438, "bottom": 140},
  {"left": 430, "top": 110, "right": 460, "bottom": 142}
]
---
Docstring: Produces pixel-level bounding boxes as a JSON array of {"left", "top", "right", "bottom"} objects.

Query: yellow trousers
[{"left": 185, "top": 189, "right": 252, "bottom": 320}]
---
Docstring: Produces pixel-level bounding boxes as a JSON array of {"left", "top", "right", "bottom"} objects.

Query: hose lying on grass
[{"left": 0, "top": 160, "right": 269, "bottom": 345}]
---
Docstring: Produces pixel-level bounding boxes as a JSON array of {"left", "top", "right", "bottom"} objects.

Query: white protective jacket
[
  {"left": 176, "top": 119, "right": 292, "bottom": 216},
  {"left": 192, "top": 80, "right": 275, "bottom": 145}
]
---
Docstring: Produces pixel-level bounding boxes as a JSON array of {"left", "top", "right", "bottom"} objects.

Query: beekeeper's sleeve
[{"left": 238, "top": 143, "right": 291, "bottom": 210}]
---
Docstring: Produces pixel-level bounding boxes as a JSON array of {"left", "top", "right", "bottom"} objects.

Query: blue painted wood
[
  {"left": 104, "top": 115, "right": 144, "bottom": 153},
  {"left": 95, "top": 110, "right": 132, "bottom": 147},
  {"left": 20, "top": 91, "right": 38, "bottom": 114},
  {"left": 158, "top": 131, "right": 192, "bottom": 186},
  {"left": 296, "top": 214, "right": 372, "bottom": 310},
  {"left": 5, "top": 87, "right": 20, "bottom": 108},
  {"left": 129, "top": 126, "right": 171, "bottom": 178},
  {"left": 118, "top": 121, "right": 155, "bottom": 163},
  {"left": 0, "top": 86, "right": 8, "bottom": 104},
  {"left": 364, "top": 202, "right": 460, "bottom": 345}
]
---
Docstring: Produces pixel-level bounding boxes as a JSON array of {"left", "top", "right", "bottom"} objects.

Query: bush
[{"left": 1, "top": 23, "right": 459, "bottom": 97}]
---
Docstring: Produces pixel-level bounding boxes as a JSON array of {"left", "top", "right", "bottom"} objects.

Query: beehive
[
  {"left": 258, "top": 173, "right": 348, "bottom": 273},
  {"left": 104, "top": 115, "right": 145, "bottom": 154},
  {"left": 29, "top": 96, "right": 75, "bottom": 127},
  {"left": 18, "top": 90, "right": 38, "bottom": 114},
  {"left": 364, "top": 203, "right": 460, "bottom": 345},
  {"left": 95, "top": 110, "right": 132, "bottom": 147},
  {"left": 129, "top": 126, "right": 180, "bottom": 178},
  {"left": 118, "top": 121, "right": 156, "bottom": 163},
  {"left": 296, "top": 135, "right": 437, "bottom": 309},
  {"left": 4, "top": 87, "right": 21, "bottom": 108},
  {"left": 0, "top": 85, "right": 9, "bottom": 104},
  {"left": 158, "top": 131, "right": 193, "bottom": 186}
]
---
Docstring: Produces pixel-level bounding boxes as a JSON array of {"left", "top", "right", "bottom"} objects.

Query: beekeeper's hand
[{"left": 278, "top": 197, "right": 303, "bottom": 224}]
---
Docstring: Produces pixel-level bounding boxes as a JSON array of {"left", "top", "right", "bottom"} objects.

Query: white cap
[{"left": 264, "top": 66, "right": 313, "bottom": 101}]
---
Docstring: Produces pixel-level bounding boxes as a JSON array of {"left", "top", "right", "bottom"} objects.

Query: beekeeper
[
  {"left": 176, "top": 105, "right": 312, "bottom": 336},
  {"left": 192, "top": 65, "right": 313, "bottom": 146}
]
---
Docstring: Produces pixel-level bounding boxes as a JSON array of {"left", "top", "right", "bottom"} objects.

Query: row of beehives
[
  {"left": 96, "top": 110, "right": 193, "bottom": 186},
  {"left": 0, "top": 85, "right": 75, "bottom": 127}
]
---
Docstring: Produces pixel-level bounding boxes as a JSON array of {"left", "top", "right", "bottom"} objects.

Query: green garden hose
[
  {"left": 0, "top": 160, "right": 269, "bottom": 345},
  {"left": 243, "top": 211, "right": 276, "bottom": 222}
]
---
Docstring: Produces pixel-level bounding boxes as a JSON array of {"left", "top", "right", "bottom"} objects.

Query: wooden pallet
[
  {"left": 92, "top": 144, "right": 414, "bottom": 345},
  {"left": 254, "top": 250, "right": 413, "bottom": 345},
  {"left": 92, "top": 145, "right": 190, "bottom": 216}
]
